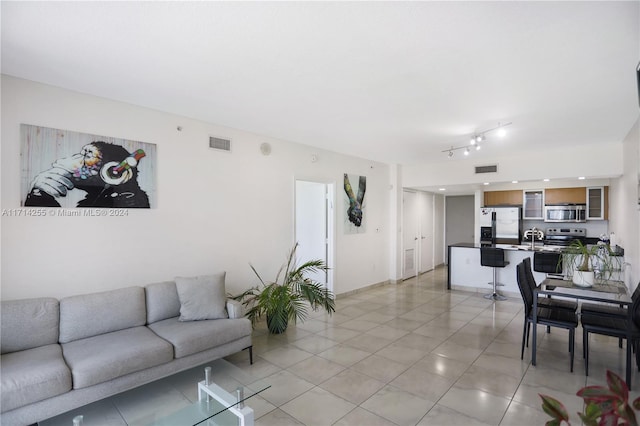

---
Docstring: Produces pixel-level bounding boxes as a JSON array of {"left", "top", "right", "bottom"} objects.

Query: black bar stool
[{"left": 481, "top": 247, "right": 509, "bottom": 301}]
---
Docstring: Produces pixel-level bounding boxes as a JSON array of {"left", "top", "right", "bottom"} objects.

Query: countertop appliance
[
  {"left": 480, "top": 226, "right": 494, "bottom": 246},
  {"left": 543, "top": 228, "right": 587, "bottom": 246},
  {"left": 544, "top": 204, "right": 586, "bottom": 223},
  {"left": 480, "top": 207, "right": 522, "bottom": 244}
]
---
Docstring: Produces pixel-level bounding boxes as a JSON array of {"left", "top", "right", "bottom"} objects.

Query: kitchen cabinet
[
  {"left": 586, "top": 186, "right": 608, "bottom": 220},
  {"left": 484, "top": 190, "right": 522, "bottom": 206},
  {"left": 544, "top": 187, "right": 587, "bottom": 205},
  {"left": 523, "top": 190, "right": 544, "bottom": 219}
]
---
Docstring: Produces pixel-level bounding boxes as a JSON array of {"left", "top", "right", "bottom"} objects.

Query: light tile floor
[{"left": 41, "top": 266, "right": 640, "bottom": 426}]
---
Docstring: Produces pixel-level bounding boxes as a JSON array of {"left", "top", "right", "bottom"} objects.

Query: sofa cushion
[
  {"left": 1, "top": 298, "right": 59, "bottom": 354},
  {"left": 1, "top": 344, "right": 72, "bottom": 412},
  {"left": 59, "top": 287, "right": 146, "bottom": 343},
  {"left": 148, "top": 317, "right": 251, "bottom": 358},
  {"left": 145, "top": 281, "right": 181, "bottom": 324},
  {"left": 175, "top": 273, "right": 227, "bottom": 321},
  {"left": 61, "top": 326, "right": 174, "bottom": 389}
]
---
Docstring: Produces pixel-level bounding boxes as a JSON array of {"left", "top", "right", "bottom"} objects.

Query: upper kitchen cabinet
[
  {"left": 523, "top": 189, "right": 544, "bottom": 219},
  {"left": 587, "top": 186, "right": 608, "bottom": 220},
  {"left": 544, "top": 187, "right": 587, "bottom": 205},
  {"left": 484, "top": 190, "right": 522, "bottom": 206}
]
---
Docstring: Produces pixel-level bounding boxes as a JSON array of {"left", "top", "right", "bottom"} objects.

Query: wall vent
[
  {"left": 475, "top": 164, "right": 498, "bottom": 174},
  {"left": 209, "top": 136, "right": 231, "bottom": 152}
]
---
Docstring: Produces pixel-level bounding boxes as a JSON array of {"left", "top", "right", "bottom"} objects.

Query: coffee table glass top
[{"left": 150, "top": 381, "right": 270, "bottom": 426}]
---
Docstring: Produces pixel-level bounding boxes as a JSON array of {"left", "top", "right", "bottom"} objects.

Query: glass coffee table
[{"left": 149, "top": 367, "right": 270, "bottom": 426}]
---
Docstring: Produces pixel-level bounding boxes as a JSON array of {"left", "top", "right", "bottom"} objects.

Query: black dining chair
[
  {"left": 581, "top": 284, "right": 640, "bottom": 349},
  {"left": 581, "top": 283, "right": 640, "bottom": 388},
  {"left": 516, "top": 261, "right": 579, "bottom": 372},
  {"left": 523, "top": 257, "right": 578, "bottom": 312}
]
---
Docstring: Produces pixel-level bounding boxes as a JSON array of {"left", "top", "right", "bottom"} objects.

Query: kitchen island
[
  {"left": 447, "top": 243, "right": 560, "bottom": 295},
  {"left": 447, "top": 242, "right": 626, "bottom": 297}
]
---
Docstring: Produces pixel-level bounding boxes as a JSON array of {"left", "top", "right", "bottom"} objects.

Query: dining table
[{"left": 532, "top": 277, "right": 633, "bottom": 384}]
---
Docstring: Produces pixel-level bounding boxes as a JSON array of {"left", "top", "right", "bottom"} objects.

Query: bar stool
[{"left": 481, "top": 247, "right": 509, "bottom": 301}]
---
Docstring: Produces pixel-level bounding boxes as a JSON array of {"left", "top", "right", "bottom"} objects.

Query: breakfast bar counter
[{"left": 447, "top": 243, "right": 555, "bottom": 294}]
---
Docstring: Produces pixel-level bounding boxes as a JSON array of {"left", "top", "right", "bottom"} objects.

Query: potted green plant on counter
[{"left": 235, "top": 243, "right": 335, "bottom": 334}]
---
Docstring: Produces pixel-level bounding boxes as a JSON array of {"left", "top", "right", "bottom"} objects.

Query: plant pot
[
  {"left": 573, "top": 270, "right": 595, "bottom": 287},
  {"left": 266, "top": 315, "right": 288, "bottom": 334}
]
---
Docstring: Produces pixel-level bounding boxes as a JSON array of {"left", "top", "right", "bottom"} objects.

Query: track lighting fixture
[{"left": 441, "top": 122, "right": 512, "bottom": 157}]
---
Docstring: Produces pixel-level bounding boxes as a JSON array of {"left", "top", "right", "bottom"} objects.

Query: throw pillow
[{"left": 175, "top": 273, "right": 227, "bottom": 321}]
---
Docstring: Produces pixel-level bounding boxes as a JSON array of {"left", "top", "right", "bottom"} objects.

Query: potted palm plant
[{"left": 236, "top": 243, "right": 335, "bottom": 334}]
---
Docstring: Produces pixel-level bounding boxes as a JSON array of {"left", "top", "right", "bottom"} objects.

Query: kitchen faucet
[{"left": 524, "top": 227, "right": 544, "bottom": 250}]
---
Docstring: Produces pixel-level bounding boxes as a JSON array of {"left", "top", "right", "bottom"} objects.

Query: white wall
[
  {"left": 0, "top": 76, "right": 390, "bottom": 300},
  {"left": 402, "top": 143, "right": 623, "bottom": 189},
  {"left": 433, "top": 193, "right": 445, "bottom": 265},
  {"left": 609, "top": 118, "right": 640, "bottom": 288}
]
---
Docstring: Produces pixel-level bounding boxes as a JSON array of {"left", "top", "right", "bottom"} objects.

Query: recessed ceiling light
[
  {"left": 439, "top": 188, "right": 446, "bottom": 191},
  {"left": 543, "top": 178, "right": 550, "bottom": 182},
  {"left": 512, "top": 180, "right": 518, "bottom": 184},
  {"left": 578, "top": 176, "right": 585, "bottom": 180},
  {"left": 483, "top": 182, "right": 489, "bottom": 186}
]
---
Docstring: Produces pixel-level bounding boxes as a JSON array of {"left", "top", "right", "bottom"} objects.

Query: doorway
[
  {"left": 402, "top": 190, "right": 418, "bottom": 279},
  {"left": 295, "top": 180, "right": 334, "bottom": 292},
  {"left": 445, "top": 195, "right": 475, "bottom": 263}
]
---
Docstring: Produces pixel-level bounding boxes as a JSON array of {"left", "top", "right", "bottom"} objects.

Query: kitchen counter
[
  {"left": 448, "top": 242, "right": 564, "bottom": 252},
  {"left": 447, "top": 243, "right": 554, "bottom": 294},
  {"left": 447, "top": 243, "right": 625, "bottom": 295}
]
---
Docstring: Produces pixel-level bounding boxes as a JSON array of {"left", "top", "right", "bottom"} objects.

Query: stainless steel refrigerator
[{"left": 479, "top": 207, "right": 522, "bottom": 244}]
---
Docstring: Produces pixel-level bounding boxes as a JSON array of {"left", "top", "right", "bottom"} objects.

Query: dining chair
[
  {"left": 516, "top": 261, "right": 579, "bottom": 372},
  {"left": 581, "top": 284, "right": 640, "bottom": 348},
  {"left": 581, "top": 282, "right": 640, "bottom": 387},
  {"left": 524, "top": 257, "right": 578, "bottom": 312}
]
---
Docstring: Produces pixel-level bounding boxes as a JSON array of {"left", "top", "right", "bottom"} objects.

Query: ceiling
[{"left": 2, "top": 1, "right": 639, "bottom": 166}]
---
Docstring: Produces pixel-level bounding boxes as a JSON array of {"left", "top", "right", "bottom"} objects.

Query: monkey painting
[
  {"left": 343, "top": 173, "right": 366, "bottom": 231},
  {"left": 23, "top": 137, "right": 152, "bottom": 208}
]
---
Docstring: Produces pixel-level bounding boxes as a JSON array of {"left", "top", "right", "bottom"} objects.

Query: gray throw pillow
[{"left": 175, "top": 273, "right": 227, "bottom": 321}]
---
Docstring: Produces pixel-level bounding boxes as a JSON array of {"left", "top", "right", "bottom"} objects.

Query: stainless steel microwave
[{"left": 544, "top": 204, "right": 586, "bottom": 223}]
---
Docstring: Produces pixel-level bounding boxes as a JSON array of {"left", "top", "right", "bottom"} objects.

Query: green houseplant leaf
[{"left": 540, "top": 394, "right": 570, "bottom": 425}]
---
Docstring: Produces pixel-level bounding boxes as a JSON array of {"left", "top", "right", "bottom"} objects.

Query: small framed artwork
[{"left": 343, "top": 173, "right": 366, "bottom": 234}]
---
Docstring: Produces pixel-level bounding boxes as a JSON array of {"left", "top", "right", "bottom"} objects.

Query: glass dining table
[{"left": 533, "top": 278, "right": 632, "bottom": 383}]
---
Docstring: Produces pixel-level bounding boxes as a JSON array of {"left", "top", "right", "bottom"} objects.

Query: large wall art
[
  {"left": 343, "top": 173, "right": 366, "bottom": 234},
  {"left": 20, "top": 124, "right": 156, "bottom": 208}
]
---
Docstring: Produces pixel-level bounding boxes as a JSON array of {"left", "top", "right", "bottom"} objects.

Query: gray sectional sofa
[{"left": 1, "top": 278, "right": 253, "bottom": 426}]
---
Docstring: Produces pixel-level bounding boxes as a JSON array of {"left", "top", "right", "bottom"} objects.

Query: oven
[
  {"left": 544, "top": 204, "right": 586, "bottom": 223},
  {"left": 543, "top": 227, "right": 586, "bottom": 247}
]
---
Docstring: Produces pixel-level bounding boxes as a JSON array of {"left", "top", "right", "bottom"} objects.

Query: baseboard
[{"left": 336, "top": 280, "right": 390, "bottom": 298}]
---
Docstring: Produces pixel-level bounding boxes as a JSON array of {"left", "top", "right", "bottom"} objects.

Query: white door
[
  {"left": 295, "top": 180, "right": 334, "bottom": 292},
  {"left": 402, "top": 190, "right": 418, "bottom": 279},
  {"left": 419, "top": 192, "right": 434, "bottom": 273}
]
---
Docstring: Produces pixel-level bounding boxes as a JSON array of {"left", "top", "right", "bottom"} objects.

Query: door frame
[{"left": 294, "top": 178, "right": 335, "bottom": 293}]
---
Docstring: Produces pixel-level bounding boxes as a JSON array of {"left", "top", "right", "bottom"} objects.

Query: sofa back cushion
[
  {"left": 1, "top": 298, "right": 60, "bottom": 354},
  {"left": 59, "top": 287, "right": 146, "bottom": 343},
  {"left": 145, "top": 281, "right": 181, "bottom": 324}
]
